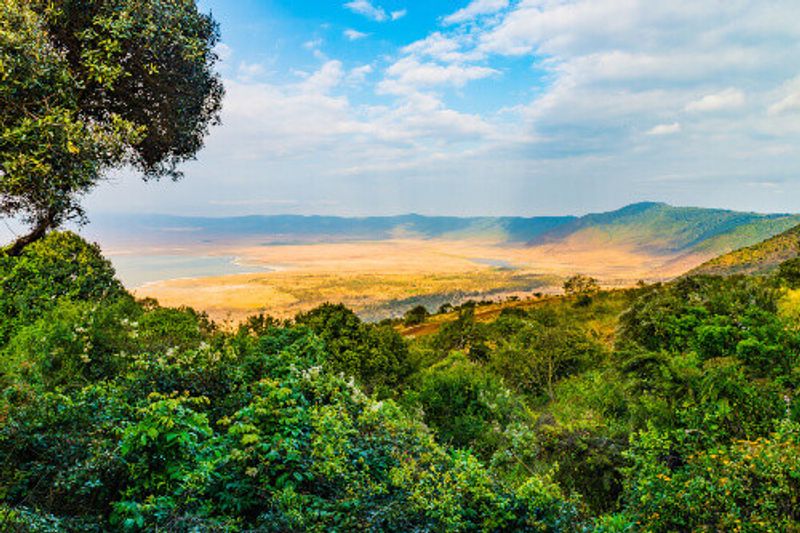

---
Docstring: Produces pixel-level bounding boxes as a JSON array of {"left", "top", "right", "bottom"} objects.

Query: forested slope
[
  {"left": 1, "top": 232, "right": 799, "bottom": 531},
  {"left": 688, "top": 222, "right": 800, "bottom": 276}
]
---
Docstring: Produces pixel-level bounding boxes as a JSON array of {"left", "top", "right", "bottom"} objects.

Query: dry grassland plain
[{"left": 129, "top": 237, "right": 712, "bottom": 323}]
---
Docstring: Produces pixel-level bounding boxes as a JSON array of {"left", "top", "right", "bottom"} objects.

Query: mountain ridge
[{"left": 85, "top": 203, "right": 800, "bottom": 261}]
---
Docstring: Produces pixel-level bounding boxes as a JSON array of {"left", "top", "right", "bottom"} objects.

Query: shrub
[
  {"left": 0, "top": 232, "right": 126, "bottom": 344},
  {"left": 623, "top": 421, "right": 800, "bottom": 531}
]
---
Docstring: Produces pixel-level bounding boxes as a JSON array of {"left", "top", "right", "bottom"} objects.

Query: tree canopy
[{"left": 0, "top": 0, "right": 223, "bottom": 254}]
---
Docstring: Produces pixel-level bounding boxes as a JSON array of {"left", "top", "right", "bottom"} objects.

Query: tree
[
  {"left": 563, "top": 274, "right": 600, "bottom": 297},
  {"left": 403, "top": 305, "right": 429, "bottom": 326},
  {"left": 777, "top": 257, "right": 800, "bottom": 288},
  {"left": 0, "top": 0, "right": 223, "bottom": 255},
  {"left": 295, "top": 303, "right": 411, "bottom": 394},
  {"left": 491, "top": 317, "right": 599, "bottom": 400}
]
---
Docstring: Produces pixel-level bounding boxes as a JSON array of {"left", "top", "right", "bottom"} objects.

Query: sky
[{"left": 85, "top": 0, "right": 800, "bottom": 218}]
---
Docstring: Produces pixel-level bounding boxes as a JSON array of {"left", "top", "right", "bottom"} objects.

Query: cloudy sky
[{"left": 86, "top": 0, "right": 800, "bottom": 217}]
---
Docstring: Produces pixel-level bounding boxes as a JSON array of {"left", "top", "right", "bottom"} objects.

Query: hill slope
[
  {"left": 527, "top": 202, "right": 800, "bottom": 257},
  {"left": 687, "top": 223, "right": 800, "bottom": 276},
  {"left": 88, "top": 203, "right": 800, "bottom": 258},
  {"left": 87, "top": 213, "right": 577, "bottom": 247}
]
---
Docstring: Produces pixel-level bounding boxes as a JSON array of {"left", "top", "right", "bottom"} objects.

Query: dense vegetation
[
  {"left": 690, "top": 222, "right": 800, "bottom": 277},
  {"left": 1, "top": 232, "right": 799, "bottom": 531}
]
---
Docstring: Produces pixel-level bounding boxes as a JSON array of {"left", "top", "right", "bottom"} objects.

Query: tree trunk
[{"left": 3, "top": 211, "right": 56, "bottom": 257}]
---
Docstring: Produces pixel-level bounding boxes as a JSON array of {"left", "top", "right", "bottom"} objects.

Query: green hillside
[
  {"left": 527, "top": 202, "right": 800, "bottom": 256},
  {"left": 688, "top": 222, "right": 800, "bottom": 276}
]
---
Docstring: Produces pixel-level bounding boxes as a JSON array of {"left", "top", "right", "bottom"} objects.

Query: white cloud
[
  {"left": 401, "top": 32, "right": 481, "bottom": 63},
  {"left": 203, "top": 56, "right": 505, "bottom": 178},
  {"left": 647, "top": 123, "right": 681, "bottom": 136},
  {"left": 768, "top": 77, "right": 800, "bottom": 115},
  {"left": 237, "top": 61, "right": 266, "bottom": 81},
  {"left": 103, "top": 0, "right": 800, "bottom": 218},
  {"left": 391, "top": 9, "right": 407, "bottom": 21},
  {"left": 685, "top": 88, "right": 745, "bottom": 112},
  {"left": 347, "top": 64, "right": 373, "bottom": 83},
  {"left": 379, "top": 57, "right": 498, "bottom": 93},
  {"left": 302, "top": 39, "right": 327, "bottom": 60},
  {"left": 344, "top": 0, "right": 388, "bottom": 22},
  {"left": 770, "top": 92, "right": 800, "bottom": 115},
  {"left": 444, "top": 0, "right": 509, "bottom": 25},
  {"left": 460, "top": 0, "right": 800, "bottom": 160},
  {"left": 301, "top": 61, "right": 344, "bottom": 93},
  {"left": 344, "top": 29, "right": 368, "bottom": 41}
]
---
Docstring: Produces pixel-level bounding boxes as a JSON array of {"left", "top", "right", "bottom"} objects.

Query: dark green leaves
[{"left": 1, "top": 0, "right": 223, "bottom": 252}]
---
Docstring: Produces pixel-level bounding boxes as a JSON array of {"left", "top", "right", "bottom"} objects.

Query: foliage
[
  {"left": 777, "top": 256, "right": 800, "bottom": 288},
  {"left": 618, "top": 275, "right": 799, "bottom": 377},
  {"left": 0, "top": 231, "right": 126, "bottom": 344},
  {"left": 432, "top": 306, "right": 490, "bottom": 362},
  {"left": 2, "top": 232, "right": 800, "bottom": 529},
  {"left": 403, "top": 353, "right": 530, "bottom": 460},
  {"left": 563, "top": 274, "right": 600, "bottom": 298},
  {"left": 623, "top": 421, "right": 800, "bottom": 531},
  {"left": 403, "top": 304, "right": 430, "bottom": 326},
  {"left": 0, "top": 289, "right": 581, "bottom": 530},
  {"left": 689, "top": 222, "right": 800, "bottom": 277},
  {"left": 0, "top": 0, "right": 223, "bottom": 253},
  {"left": 489, "top": 311, "right": 602, "bottom": 400},
  {"left": 296, "top": 303, "right": 412, "bottom": 396}
]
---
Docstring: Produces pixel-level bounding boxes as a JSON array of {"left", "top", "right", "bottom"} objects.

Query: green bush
[
  {"left": 295, "top": 303, "right": 412, "bottom": 395},
  {"left": 403, "top": 353, "right": 530, "bottom": 459},
  {"left": 623, "top": 421, "right": 800, "bottom": 531},
  {"left": 403, "top": 304, "right": 430, "bottom": 326},
  {"left": 0, "top": 231, "right": 126, "bottom": 344}
]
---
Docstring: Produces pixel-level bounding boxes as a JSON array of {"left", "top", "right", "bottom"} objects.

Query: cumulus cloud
[
  {"left": 95, "top": 2, "right": 800, "bottom": 218},
  {"left": 462, "top": 0, "right": 800, "bottom": 159},
  {"left": 380, "top": 57, "right": 497, "bottom": 93},
  {"left": 685, "top": 88, "right": 745, "bottom": 112},
  {"left": 344, "top": 0, "right": 387, "bottom": 22},
  {"left": 237, "top": 61, "right": 266, "bottom": 81},
  {"left": 647, "top": 123, "right": 681, "bottom": 136},
  {"left": 401, "top": 32, "right": 482, "bottom": 63},
  {"left": 770, "top": 92, "right": 800, "bottom": 115},
  {"left": 769, "top": 77, "right": 800, "bottom": 115},
  {"left": 247, "top": 1, "right": 800, "bottom": 206},
  {"left": 444, "top": 0, "right": 509, "bottom": 25},
  {"left": 214, "top": 43, "right": 233, "bottom": 62},
  {"left": 301, "top": 61, "right": 345, "bottom": 93},
  {"left": 347, "top": 64, "right": 373, "bottom": 83},
  {"left": 391, "top": 9, "right": 407, "bottom": 21},
  {"left": 344, "top": 29, "right": 368, "bottom": 41}
]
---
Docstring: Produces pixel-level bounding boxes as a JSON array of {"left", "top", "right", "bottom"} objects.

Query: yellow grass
[{"left": 133, "top": 238, "right": 709, "bottom": 322}]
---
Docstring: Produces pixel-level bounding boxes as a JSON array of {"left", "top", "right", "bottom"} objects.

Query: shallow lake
[{"left": 109, "top": 254, "right": 272, "bottom": 287}]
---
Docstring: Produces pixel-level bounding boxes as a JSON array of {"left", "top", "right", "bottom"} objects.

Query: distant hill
[
  {"left": 86, "top": 213, "right": 577, "bottom": 247},
  {"left": 526, "top": 202, "right": 800, "bottom": 257},
  {"left": 86, "top": 203, "right": 800, "bottom": 260},
  {"left": 686, "top": 223, "right": 800, "bottom": 277}
]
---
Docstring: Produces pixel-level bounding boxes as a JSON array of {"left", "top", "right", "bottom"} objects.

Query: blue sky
[{"left": 86, "top": 0, "right": 800, "bottom": 217}]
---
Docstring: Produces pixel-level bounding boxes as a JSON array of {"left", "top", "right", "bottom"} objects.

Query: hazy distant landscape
[{"left": 82, "top": 202, "right": 800, "bottom": 321}]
